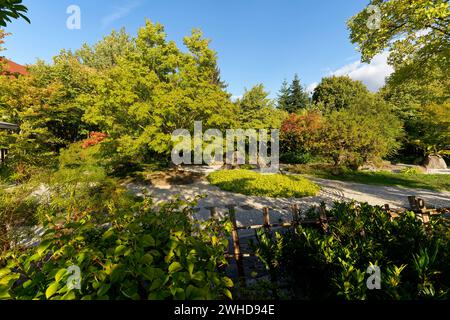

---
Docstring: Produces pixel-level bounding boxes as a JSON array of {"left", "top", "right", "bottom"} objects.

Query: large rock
[{"left": 423, "top": 155, "right": 448, "bottom": 170}]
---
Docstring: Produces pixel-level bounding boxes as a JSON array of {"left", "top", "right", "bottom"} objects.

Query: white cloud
[
  {"left": 306, "top": 82, "right": 318, "bottom": 95},
  {"left": 231, "top": 95, "right": 242, "bottom": 102},
  {"left": 331, "top": 52, "right": 394, "bottom": 92},
  {"left": 101, "top": 1, "right": 142, "bottom": 29}
]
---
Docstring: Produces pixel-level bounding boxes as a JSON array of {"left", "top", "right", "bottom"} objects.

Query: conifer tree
[{"left": 277, "top": 79, "right": 290, "bottom": 110}]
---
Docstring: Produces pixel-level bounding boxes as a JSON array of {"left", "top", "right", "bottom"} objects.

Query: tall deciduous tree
[
  {"left": 75, "top": 28, "right": 135, "bottom": 70},
  {"left": 82, "top": 21, "right": 238, "bottom": 160},
  {"left": 348, "top": 0, "right": 449, "bottom": 68},
  {"left": 312, "top": 76, "right": 370, "bottom": 113},
  {"left": 236, "top": 84, "right": 286, "bottom": 130},
  {"left": 349, "top": 0, "right": 450, "bottom": 158}
]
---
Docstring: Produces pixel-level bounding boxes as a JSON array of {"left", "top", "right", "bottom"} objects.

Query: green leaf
[
  {"left": 142, "top": 235, "right": 155, "bottom": 247},
  {"left": 55, "top": 269, "right": 67, "bottom": 283},
  {"left": 187, "top": 262, "right": 194, "bottom": 276},
  {"left": 223, "top": 288, "right": 233, "bottom": 300},
  {"left": 97, "top": 283, "right": 111, "bottom": 297},
  {"left": 0, "top": 287, "right": 11, "bottom": 300},
  {"left": 114, "top": 245, "right": 126, "bottom": 256},
  {"left": 45, "top": 282, "right": 59, "bottom": 299},
  {"left": 222, "top": 277, "right": 234, "bottom": 288},
  {"left": 37, "top": 240, "right": 52, "bottom": 256},
  {"left": 102, "top": 228, "right": 115, "bottom": 240},
  {"left": 141, "top": 253, "right": 154, "bottom": 265},
  {"left": 168, "top": 262, "right": 183, "bottom": 274},
  {"left": 0, "top": 268, "right": 11, "bottom": 279}
]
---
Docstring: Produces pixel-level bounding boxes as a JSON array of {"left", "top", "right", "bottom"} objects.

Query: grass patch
[
  {"left": 208, "top": 169, "right": 320, "bottom": 198},
  {"left": 288, "top": 164, "right": 450, "bottom": 191}
]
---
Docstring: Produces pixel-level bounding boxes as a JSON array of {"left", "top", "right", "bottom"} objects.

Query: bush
[
  {"left": 253, "top": 202, "right": 450, "bottom": 300},
  {"left": 280, "top": 152, "right": 314, "bottom": 165},
  {"left": 319, "top": 95, "right": 403, "bottom": 169},
  {"left": 207, "top": 169, "right": 320, "bottom": 198},
  {"left": 280, "top": 112, "right": 323, "bottom": 155},
  {"left": 0, "top": 181, "right": 233, "bottom": 300}
]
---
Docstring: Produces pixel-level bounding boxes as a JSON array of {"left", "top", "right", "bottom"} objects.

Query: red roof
[{"left": 1, "top": 58, "right": 28, "bottom": 76}]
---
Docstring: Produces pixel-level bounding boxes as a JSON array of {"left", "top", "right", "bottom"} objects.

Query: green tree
[
  {"left": 351, "top": 1, "right": 450, "bottom": 160},
  {"left": 277, "top": 80, "right": 290, "bottom": 110},
  {"left": 410, "top": 102, "right": 450, "bottom": 157},
  {"left": 75, "top": 28, "right": 135, "bottom": 70},
  {"left": 312, "top": 76, "right": 370, "bottom": 113},
  {"left": 348, "top": 0, "right": 449, "bottom": 69},
  {"left": 236, "top": 84, "right": 286, "bottom": 130},
  {"left": 320, "top": 95, "right": 403, "bottom": 168},
  {"left": 283, "top": 74, "right": 310, "bottom": 114},
  {"left": 0, "top": 0, "right": 30, "bottom": 27},
  {"left": 82, "top": 21, "right": 238, "bottom": 161},
  {"left": 0, "top": 51, "right": 99, "bottom": 176}
]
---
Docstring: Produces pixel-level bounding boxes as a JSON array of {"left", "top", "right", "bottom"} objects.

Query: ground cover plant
[{"left": 208, "top": 169, "right": 320, "bottom": 198}]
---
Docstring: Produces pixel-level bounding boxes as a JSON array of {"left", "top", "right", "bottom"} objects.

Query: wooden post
[
  {"left": 417, "top": 198, "right": 426, "bottom": 213},
  {"left": 227, "top": 205, "right": 246, "bottom": 287},
  {"left": 421, "top": 212, "right": 431, "bottom": 225},
  {"left": 319, "top": 205, "right": 329, "bottom": 234},
  {"left": 291, "top": 204, "right": 300, "bottom": 225},
  {"left": 262, "top": 207, "right": 271, "bottom": 230},
  {"left": 409, "top": 196, "right": 428, "bottom": 215},
  {"left": 408, "top": 196, "right": 418, "bottom": 211},
  {"left": 207, "top": 206, "right": 218, "bottom": 220},
  {"left": 262, "top": 207, "right": 279, "bottom": 299}
]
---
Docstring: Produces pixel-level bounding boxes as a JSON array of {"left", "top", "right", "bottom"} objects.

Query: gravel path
[{"left": 127, "top": 177, "right": 450, "bottom": 230}]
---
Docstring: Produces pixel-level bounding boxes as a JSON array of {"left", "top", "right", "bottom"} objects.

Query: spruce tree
[
  {"left": 277, "top": 80, "right": 290, "bottom": 111},
  {"left": 286, "top": 74, "right": 310, "bottom": 113}
]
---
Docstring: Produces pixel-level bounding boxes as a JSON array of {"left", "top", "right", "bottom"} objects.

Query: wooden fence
[{"left": 206, "top": 197, "right": 450, "bottom": 286}]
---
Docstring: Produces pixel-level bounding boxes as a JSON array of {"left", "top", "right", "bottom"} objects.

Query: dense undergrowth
[{"left": 252, "top": 202, "right": 450, "bottom": 300}]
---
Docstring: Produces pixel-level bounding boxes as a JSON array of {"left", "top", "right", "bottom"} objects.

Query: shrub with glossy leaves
[
  {"left": 255, "top": 202, "right": 450, "bottom": 300},
  {"left": 0, "top": 194, "right": 233, "bottom": 300}
]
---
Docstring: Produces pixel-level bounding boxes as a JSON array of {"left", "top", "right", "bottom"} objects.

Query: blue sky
[{"left": 3, "top": 0, "right": 392, "bottom": 98}]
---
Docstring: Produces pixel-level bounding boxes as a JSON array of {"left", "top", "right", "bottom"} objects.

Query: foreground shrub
[
  {"left": 0, "top": 192, "right": 233, "bottom": 300},
  {"left": 253, "top": 202, "right": 450, "bottom": 300},
  {"left": 208, "top": 169, "right": 320, "bottom": 198}
]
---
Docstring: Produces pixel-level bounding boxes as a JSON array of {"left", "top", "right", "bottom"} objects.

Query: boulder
[{"left": 423, "top": 155, "right": 448, "bottom": 170}]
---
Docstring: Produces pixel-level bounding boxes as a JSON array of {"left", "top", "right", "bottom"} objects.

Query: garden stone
[{"left": 424, "top": 155, "right": 447, "bottom": 170}]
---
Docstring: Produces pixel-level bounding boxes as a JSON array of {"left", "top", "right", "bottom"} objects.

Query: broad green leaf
[
  {"left": 168, "top": 262, "right": 183, "bottom": 274},
  {"left": 45, "top": 282, "right": 59, "bottom": 299}
]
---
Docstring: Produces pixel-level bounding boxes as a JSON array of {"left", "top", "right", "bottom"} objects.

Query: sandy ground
[{"left": 127, "top": 176, "right": 450, "bottom": 231}]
